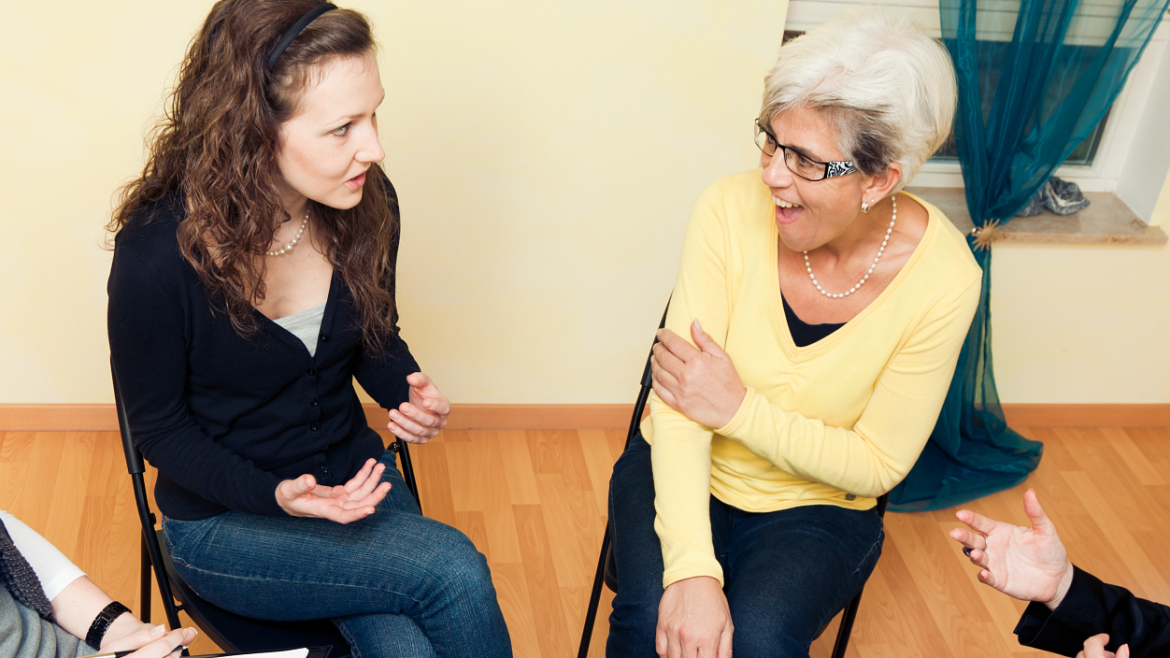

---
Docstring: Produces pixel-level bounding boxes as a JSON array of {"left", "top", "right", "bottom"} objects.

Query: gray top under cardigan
[{"left": 0, "top": 587, "right": 94, "bottom": 658}]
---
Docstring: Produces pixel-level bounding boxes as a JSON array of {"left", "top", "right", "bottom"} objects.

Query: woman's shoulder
[
  {"left": 111, "top": 195, "right": 187, "bottom": 275},
  {"left": 703, "top": 169, "right": 768, "bottom": 205},
  {"left": 689, "top": 169, "right": 770, "bottom": 231},
  {"left": 906, "top": 192, "right": 983, "bottom": 288}
]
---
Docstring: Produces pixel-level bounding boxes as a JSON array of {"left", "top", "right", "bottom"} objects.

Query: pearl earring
[{"left": 861, "top": 201, "right": 871, "bottom": 213}]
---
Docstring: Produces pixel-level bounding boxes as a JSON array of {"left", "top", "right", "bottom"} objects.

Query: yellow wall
[{"left": 1, "top": 0, "right": 1167, "bottom": 406}]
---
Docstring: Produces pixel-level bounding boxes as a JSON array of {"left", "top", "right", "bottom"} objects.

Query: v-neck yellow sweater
[{"left": 644, "top": 170, "right": 982, "bottom": 588}]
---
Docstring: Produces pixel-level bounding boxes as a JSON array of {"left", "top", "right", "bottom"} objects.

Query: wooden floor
[{"left": 3, "top": 425, "right": 1169, "bottom": 657}]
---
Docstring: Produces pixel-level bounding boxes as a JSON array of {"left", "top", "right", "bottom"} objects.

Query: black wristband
[{"left": 86, "top": 601, "right": 131, "bottom": 649}]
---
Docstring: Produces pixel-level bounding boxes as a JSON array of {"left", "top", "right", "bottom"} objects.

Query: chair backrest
[
  {"left": 622, "top": 298, "right": 672, "bottom": 452},
  {"left": 112, "top": 365, "right": 184, "bottom": 631}
]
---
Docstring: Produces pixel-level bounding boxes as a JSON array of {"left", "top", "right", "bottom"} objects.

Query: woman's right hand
[
  {"left": 656, "top": 576, "right": 733, "bottom": 658},
  {"left": 276, "top": 458, "right": 391, "bottom": 523}
]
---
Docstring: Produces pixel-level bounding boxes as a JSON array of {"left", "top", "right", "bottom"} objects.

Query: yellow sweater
[{"left": 645, "top": 170, "right": 982, "bottom": 588}]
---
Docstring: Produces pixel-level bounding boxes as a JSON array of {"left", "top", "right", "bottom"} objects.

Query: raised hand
[
  {"left": 1077, "top": 633, "right": 1129, "bottom": 658},
  {"left": 951, "top": 489, "right": 1075, "bottom": 609},
  {"left": 651, "top": 320, "right": 746, "bottom": 430},
  {"left": 656, "top": 576, "right": 734, "bottom": 658},
  {"left": 276, "top": 458, "right": 391, "bottom": 523},
  {"left": 388, "top": 372, "right": 450, "bottom": 444}
]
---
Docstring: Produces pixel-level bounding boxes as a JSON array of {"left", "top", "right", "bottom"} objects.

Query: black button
[
  {"left": 320, "top": 334, "right": 329, "bottom": 342},
  {"left": 310, "top": 422, "right": 319, "bottom": 431},
  {"left": 307, "top": 368, "right": 317, "bottom": 376},
  {"left": 310, "top": 399, "right": 319, "bottom": 407},
  {"left": 320, "top": 466, "right": 330, "bottom": 474}
]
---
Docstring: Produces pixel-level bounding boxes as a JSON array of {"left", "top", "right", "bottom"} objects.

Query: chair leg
[
  {"left": 393, "top": 439, "right": 421, "bottom": 513},
  {"left": 140, "top": 535, "right": 152, "bottom": 624},
  {"left": 830, "top": 588, "right": 865, "bottom": 658},
  {"left": 577, "top": 526, "right": 612, "bottom": 658}
]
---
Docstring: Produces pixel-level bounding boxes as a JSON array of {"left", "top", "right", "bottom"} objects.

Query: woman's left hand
[
  {"left": 388, "top": 372, "right": 450, "bottom": 444},
  {"left": 651, "top": 320, "right": 746, "bottom": 430}
]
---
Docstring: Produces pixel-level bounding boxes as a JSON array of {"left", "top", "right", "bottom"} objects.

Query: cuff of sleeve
[
  {"left": 663, "top": 565, "right": 725, "bottom": 590},
  {"left": 1014, "top": 566, "right": 1100, "bottom": 656},
  {"left": 715, "top": 386, "right": 758, "bottom": 439},
  {"left": 253, "top": 475, "right": 291, "bottom": 517},
  {"left": 41, "top": 570, "right": 86, "bottom": 602}
]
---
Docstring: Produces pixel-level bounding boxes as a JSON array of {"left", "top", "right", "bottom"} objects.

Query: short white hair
[{"left": 760, "top": 9, "right": 956, "bottom": 190}]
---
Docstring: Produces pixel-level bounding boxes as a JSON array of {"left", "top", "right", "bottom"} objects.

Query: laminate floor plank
[
  {"left": 496, "top": 429, "right": 541, "bottom": 505},
  {"left": 578, "top": 428, "right": 619, "bottom": 518},
  {"left": 512, "top": 504, "right": 573, "bottom": 658}
]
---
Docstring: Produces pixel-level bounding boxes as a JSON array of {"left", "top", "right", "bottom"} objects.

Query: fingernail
[
  {"left": 694, "top": 319, "right": 702, "bottom": 331},
  {"left": 152, "top": 625, "right": 166, "bottom": 636}
]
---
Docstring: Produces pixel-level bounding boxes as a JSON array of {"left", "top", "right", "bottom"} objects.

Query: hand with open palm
[{"left": 950, "top": 489, "right": 1075, "bottom": 610}]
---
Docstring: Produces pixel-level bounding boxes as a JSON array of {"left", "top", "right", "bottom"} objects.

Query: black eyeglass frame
[{"left": 753, "top": 119, "right": 858, "bottom": 182}]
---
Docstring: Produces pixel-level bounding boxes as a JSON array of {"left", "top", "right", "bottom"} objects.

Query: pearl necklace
[
  {"left": 803, "top": 195, "right": 896, "bottom": 299},
  {"left": 267, "top": 210, "right": 309, "bottom": 256}
]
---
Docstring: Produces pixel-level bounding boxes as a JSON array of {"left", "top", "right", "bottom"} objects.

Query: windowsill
[{"left": 907, "top": 187, "right": 1168, "bottom": 245}]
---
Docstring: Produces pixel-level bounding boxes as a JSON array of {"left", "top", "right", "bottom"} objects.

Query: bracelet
[{"left": 86, "top": 601, "right": 131, "bottom": 649}]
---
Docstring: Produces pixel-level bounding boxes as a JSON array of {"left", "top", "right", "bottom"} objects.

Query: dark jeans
[
  {"left": 162, "top": 450, "right": 512, "bottom": 658},
  {"left": 607, "top": 433, "right": 884, "bottom": 658}
]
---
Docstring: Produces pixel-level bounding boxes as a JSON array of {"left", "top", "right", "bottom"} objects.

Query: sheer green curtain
[{"left": 890, "top": 0, "right": 1170, "bottom": 511}]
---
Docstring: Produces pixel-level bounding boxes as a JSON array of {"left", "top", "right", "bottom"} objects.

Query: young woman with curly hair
[{"left": 106, "top": 2, "right": 512, "bottom": 656}]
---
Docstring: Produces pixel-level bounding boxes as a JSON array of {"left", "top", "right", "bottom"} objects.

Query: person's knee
[
  {"left": 732, "top": 622, "right": 809, "bottom": 658},
  {"left": 610, "top": 576, "right": 661, "bottom": 632},
  {"left": 607, "top": 584, "right": 660, "bottom": 657},
  {"left": 423, "top": 525, "right": 495, "bottom": 602}
]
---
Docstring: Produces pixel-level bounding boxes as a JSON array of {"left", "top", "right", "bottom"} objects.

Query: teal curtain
[{"left": 890, "top": 0, "right": 1170, "bottom": 511}]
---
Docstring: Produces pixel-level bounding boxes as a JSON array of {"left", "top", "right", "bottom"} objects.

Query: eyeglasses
[{"left": 753, "top": 119, "right": 857, "bottom": 182}]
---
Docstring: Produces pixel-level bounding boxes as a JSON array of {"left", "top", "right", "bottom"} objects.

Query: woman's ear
[{"left": 863, "top": 162, "right": 903, "bottom": 203}]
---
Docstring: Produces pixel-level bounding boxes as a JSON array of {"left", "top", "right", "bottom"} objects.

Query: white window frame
[{"left": 784, "top": 0, "right": 1170, "bottom": 193}]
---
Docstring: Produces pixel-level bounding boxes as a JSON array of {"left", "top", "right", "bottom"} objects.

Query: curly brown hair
[{"left": 109, "top": 0, "right": 401, "bottom": 353}]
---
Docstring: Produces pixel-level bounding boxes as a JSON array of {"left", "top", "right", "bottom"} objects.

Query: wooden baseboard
[
  {"left": 364, "top": 403, "right": 635, "bottom": 430},
  {"left": 0, "top": 404, "right": 121, "bottom": 431},
  {"left": 1001, "top": 404, "right": 1170, "bottom": 428},
  {"left": 2, "top": 403, "right": 1167, "bottom": 432}
]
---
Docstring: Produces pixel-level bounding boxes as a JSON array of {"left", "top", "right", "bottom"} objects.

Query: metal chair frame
[
  {"left": 576, "top": 303, "right": 890, "bottom": 658},
  {"left": 114, "top": 367, "right": 421, "bottom": 657}
]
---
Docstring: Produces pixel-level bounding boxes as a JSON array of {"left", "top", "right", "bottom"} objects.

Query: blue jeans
[
  {"left": 162, "top": 449, "right": 512, "bottom": 658},
  {"left": 606, "top": 433, "right": 884, "bottom": 658}
]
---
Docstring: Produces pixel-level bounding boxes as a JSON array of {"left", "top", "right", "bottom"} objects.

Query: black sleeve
[
  {"left": 352, "top": 174, "right": 421, "bottom": 410},
  {"left": 1015, "top": 566, "right": 1170, "bottom": 657},
  {"left": 108, "top": 226, "right": 286, "bottom": 517}
]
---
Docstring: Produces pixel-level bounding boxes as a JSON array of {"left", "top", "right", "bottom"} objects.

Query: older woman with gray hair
[{"left": 605, "top": 10, "right": 982, "bottom": 658}]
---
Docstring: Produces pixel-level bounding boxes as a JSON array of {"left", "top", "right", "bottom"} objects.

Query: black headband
[{"left": 266, "top": 3, "right": 337, "bottom": 72}]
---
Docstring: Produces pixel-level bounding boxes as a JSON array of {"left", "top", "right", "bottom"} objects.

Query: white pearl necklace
[
  {"left": 803, "top": 195, "right": 896, "bottom": 299},
  {"left": 267, "top": 210, "right": 309, "bottom": 256}
]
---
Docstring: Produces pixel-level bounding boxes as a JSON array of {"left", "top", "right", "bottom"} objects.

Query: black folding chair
[
  {"left": 576, "top": 303, "right": 890, "bottom": 658},
  {"left": 114, "top": 367, "right": 421, "bottom": 657}
]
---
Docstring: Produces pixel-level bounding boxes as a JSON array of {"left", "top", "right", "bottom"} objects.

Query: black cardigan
[
  {"left": 1015, "top": 566, "right": 1170, "bottom": 657},
  {"left": 107, "top": 189, "right": 419, "bottom": 520}
]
